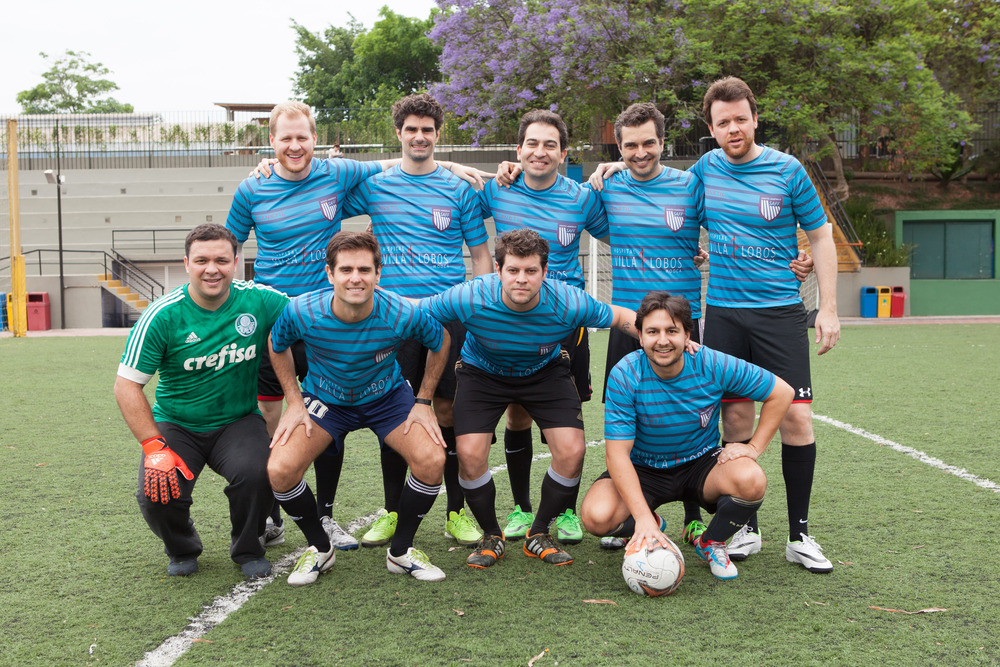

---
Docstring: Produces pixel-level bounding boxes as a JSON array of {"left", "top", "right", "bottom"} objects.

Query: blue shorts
[{"left": 303, "top": 382, "right": 415, "bottom": 451}]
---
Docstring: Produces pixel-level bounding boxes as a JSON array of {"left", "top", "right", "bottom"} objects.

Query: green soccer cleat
[
  {"left": 552, "top": 509, "right": 584, "bottom": 545},
  {"left": 503, "top": 505, "right": 534, "bottom": 540},
  {"left": 444, "top": 509, "right": 483, "bottom": 546},
  {"left": 361, "top": 509, "right": 397, "bottom": 547},
  {"left": 682, "top": 519, "right": 708, "bottom": 546}
]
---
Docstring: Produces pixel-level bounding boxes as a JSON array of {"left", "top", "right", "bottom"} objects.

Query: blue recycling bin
[{"left": 860, "top": 286, "right": 878, "bottom": 318}]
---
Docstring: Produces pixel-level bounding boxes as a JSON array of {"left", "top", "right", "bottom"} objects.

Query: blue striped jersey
[
  {"left": 420, "top": 273, "right": 613, "bottom": 377},
  {"left": 118, "top": 280, "right": 289, "bottom": 431},
  {"left": 605, "top": 347, "right": 776, "bottom": 469},
  {"left": 343, "top": 165, "right": 488, "bottom": 298},
  {"left": 596, "top": 167, "right": 704, "bottom": 315},
  {"left": 689, "top": 146, "right": 827, "bottom": 308},
  {"left": 269, "top": 287, "right": 444, "bottom": 406},
  {"left": 226, "top": 158, "right": 381, "bottom": 296},
  {"left": 480, "top": 173, "right": 609, "bottom": 290}
]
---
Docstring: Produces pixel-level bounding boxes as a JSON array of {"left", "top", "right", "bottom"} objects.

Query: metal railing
[{"left": 111, "top": 228, "right": 190, "bottom": 255}]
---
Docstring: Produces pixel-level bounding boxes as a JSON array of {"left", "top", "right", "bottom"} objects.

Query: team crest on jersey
[
  {"left": 698, "top": 405, "right": 714, "bottom": 429},
  {"left": 235, "top": 313, "right": 257, "bottom": 337},
  {"left": 431, "top": 207, "right": 452, "bottom": 231},
  {"left": 663, "top": 207, "right": 686, "bottom": 232},
  {"left": 319, "top": 195, "right": 339, "bottom": 221},
  {"left": 758, "top": 195, "right": 783, "bottom": 221},
  {"left": 557, "top": 223, "right": 576, "bottom": 247},
  {"left": 374, "top": 346, "right": 396, "bottom": 364}
]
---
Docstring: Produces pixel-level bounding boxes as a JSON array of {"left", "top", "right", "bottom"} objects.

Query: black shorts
[
  {"left": 452, "top": 352, "right": 584, "bottom": 436},
  {"left": 561, "top": 326, "right": 593, "bottom": 402},
  {"left": 602, "top": 319, "right": 701, "bottom": 402},
  {"left": 258, "top": 339, "right": 308, "bottom": 401},
  {"left": 704, "top": 304, "right": 811, "bottom": 402},
  {"left": 596, "top": 448, "right": 722, "bottom": 514},
  {"left": 397, "top": 320, "right": 466, "bottom": 400}
]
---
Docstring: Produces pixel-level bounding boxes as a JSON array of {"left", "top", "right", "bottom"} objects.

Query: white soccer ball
[{"left": 622, "top": 537, "right": 685, "bottom": 597}]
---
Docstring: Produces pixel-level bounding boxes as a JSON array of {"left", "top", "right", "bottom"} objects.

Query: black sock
[
  {"left": 461, "top": 474, "right": 502, "bottom": 536},
  {"left": 274, "top": 480, "right": 330, "bottom": 552},
  {"left": 313, "top": 446, "right": 344, "bottom": 519},
  {"left": 442, "top": 427, "right": 465, "bottom": 515},
  {"left": 504, "top": 427, "right": 534, "bottom": 512},
  {"left": 269, "top": 500, "right": 282, "bottom": 525},
  {"left": 531, "top": 468, "right": 579, "bottom": 535},
  {"left": 682, "top": 500, "right": 703, "bottom": 525},
  {"left": 379, "top": 445, "right": 408, "bottom": 513},
  {"left": 389, "top": 475, "right": 440, "bottom": 557},
  {"left": 702, "top": 495, "right": 763, "bottom": 543},
  {"left": 783, "top": 442, "right": 817, "bottom": 542},
  {"left": 606, "top": 516, "right": 636, "bottom": 538}
]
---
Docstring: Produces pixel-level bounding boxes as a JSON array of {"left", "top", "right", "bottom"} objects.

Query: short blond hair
[{"left": 270, "top": 101, "right": 316, "bottom": 136}]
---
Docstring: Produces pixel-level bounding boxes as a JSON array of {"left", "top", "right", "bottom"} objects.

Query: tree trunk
[{"left": 821, "top": 133, "right": 850, "bottom": 201}]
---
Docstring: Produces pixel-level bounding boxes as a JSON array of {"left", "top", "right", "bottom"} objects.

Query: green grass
[{"left": 1, "top": 328, "right": 999, "bottom": 666}]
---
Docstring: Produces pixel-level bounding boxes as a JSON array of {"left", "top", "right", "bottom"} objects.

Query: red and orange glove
[{"left": 141, "top": 436, "right": 194, "bottom": 504}]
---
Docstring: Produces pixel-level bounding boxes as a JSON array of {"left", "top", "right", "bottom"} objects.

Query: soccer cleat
[
  {"left": 322, "top": 515, "right": 359, "bottom": 551},
  {"left": 287, "top": 545, "right": 336, "bottom": 586},
  {"left": 786, "top": 533, "right": 833, "bottom": 573},
  {"left": 361, "top": 509, "right": 397, "bottom": 547},
  {"left": 386, "top": 547, "right": 446, "bottom": 581},
  {"left": 694, "top": 536, "right": 738, "bottom": 580},
  {"left": 166, "top": 558, "right": 198, "bottom": 576},
  {"left": 503, "top": 505, "right": 534, "bottom": 540},
  {"left": 467, "top": 534, "right": 506, "bottom": 569},
  {"left": 445, "top": 509, "right": 483, "bottom": 547},
  {"left": 523, "top": 531, "right": 573, "bottom": 565},
  {"left": 600, "top": 536, "right": 628, "bottom": 550},
  {"left": 727, "top": 525, "right": 762, "bottom": 561},
  {"left": 261, "top": 517, "right": 285, "bottom": 548},
  {"left": 240, "top": 557, "right": 272, "bottom": 579},
  {"left": 681, "top": 519, "right": 707, "bottom": 546},
  {"left": 552, "top": 509, "right": 584, "bottom": 545}
]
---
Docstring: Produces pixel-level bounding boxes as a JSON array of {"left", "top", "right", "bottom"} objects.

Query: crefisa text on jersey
[{"left": 183, "top": 343, "right": 257, "bottom": 371}]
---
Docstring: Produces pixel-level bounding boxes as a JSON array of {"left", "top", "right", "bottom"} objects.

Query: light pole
[{"left": 44, "top": 150, "right": 65, "bottom": 329}]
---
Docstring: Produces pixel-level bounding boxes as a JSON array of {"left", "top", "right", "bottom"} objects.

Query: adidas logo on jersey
[{"left": 185, "top": 332, "right": 201, "bottom": 344}]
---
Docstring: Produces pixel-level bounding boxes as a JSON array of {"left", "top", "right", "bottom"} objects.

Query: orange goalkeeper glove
[{"left": 141, "top": 436, "right": 194, "bottom": 504}]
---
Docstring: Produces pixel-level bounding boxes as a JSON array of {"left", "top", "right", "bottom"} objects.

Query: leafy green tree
[
  {"left": 291, "top": 17, "right": 364, "bottom": 111},
  {"left": 17, "top": 50, "right": 133, "bottom": 113}
]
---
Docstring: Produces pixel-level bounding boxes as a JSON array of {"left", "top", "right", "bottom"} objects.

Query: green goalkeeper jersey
[{"left": 118, "top": 280, "right": 289, "bottom": 431}]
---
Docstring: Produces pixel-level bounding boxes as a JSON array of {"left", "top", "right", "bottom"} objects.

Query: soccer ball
[{"left": 622, "top": 537, "right": 685, "bottom": 597}]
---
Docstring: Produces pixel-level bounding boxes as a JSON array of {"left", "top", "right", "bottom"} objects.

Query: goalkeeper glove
[{"left": 141, "top": 436, "right": 194, "bottom": 504}]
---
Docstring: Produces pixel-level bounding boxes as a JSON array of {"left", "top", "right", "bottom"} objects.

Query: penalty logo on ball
[{"left": 622, "top": 538, "right": 685, "bottom": 597}]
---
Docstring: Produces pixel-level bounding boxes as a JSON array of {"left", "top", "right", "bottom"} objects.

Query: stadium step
[{"left": 97, "top": 275, "right": 148, "bottom": 313}]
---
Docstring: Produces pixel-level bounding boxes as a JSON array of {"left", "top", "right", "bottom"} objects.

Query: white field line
[
  {"left": 813, "top": 413, "right": 1000, "bottom": 493},
  {"left": 137, "top": 439, "right": 606, "bottom": 666}
]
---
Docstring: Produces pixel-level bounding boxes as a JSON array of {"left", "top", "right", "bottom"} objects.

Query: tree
[
  {"left": 17, "top": 50, "right": 133, "bottom": 113},
  {"left": 292, "top": 7, "right": 441, "bottom": 113}
]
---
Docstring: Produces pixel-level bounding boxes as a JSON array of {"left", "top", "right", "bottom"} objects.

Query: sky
[{"left": 2, "top": 0, "right": 437, "bottom": 115}]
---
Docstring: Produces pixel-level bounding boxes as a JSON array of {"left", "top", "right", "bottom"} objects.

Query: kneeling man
[
  {"left": 580, "top": 291, "right": 793, "bottom": 579},
  {"left": 267, "top": 231, "right": 450, "bottom": 585}
]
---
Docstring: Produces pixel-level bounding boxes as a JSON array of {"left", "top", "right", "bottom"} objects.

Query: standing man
[
  {"left": 690, "top": 76, "right": 840, "bottom": 572},
  {"left": 114, "top": 224, "right": 288, "bottom": 579},
  {"left": 421, "top": 229, "right": 639, "bottom": 569},
  {"left": 580, "top": 291, "right": 793, "bottom": 580},
  {"left": 343, "top": 93, "right": 492, "bottom": 549},
  {"left": 479, "top": 109, "right": 610, "bottom": 546},
  {"left": 267, "top": 231, "right": 450, "bottom": 585}
]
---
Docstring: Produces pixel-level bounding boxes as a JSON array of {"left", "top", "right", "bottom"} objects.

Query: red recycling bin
[
  {"left": 890, "top": 286, "right": 905, "bottom": 318},
  {"left": 26, "top": 292, "right": 51, "bottom": 331}
]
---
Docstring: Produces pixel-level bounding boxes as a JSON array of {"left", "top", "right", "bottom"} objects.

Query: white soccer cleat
[
  {"left": 260, "top": 517, "right": 285, "bottom": 548},
  {"left": 600, "top": 536, "right": 628, "bottom": 550},
  {"left": 694, "top": 537, "right": 738, "bottom": 580},
  {"left": 786, "top": 533, "right": 833, "bottom": 573},
  {"left": 386, "top": 547, "right": 446, "bottom": 582},
  {"left": 287, "top": 545, "right": 336, "bottom": 586},
  {"left": 322, "top": 515, "right": 359, "bottom": 551},
  {"left": 728, "top": 525, "right": 762, "bottom": 561}
]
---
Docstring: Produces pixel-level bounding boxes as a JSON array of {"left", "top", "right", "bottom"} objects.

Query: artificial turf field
[{"left": 1, "top": 324, "right": 998, "bottom": 666}]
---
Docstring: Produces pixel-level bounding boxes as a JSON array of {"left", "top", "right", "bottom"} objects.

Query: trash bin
[
  {"left": 860, "top": 287, "right": 877, "bottom": 318},
  {"left": 0, "top": 292, "right": 7, "bottom": 330},
  {"left": 890, "top": 286, "right": 905, "bottom": 318},
  {"left": 5, "top": 292, "right": 13, "bottom": 330},
  {"left": 876, "top": 286, "right": 891, "bottom": 318},
  {"left": 26, "top": 292, "right": 51, "bottom": 331}
]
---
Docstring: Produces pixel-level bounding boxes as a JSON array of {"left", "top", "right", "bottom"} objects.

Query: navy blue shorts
[{"left": 303, "top": 382, "right": 415, "bottom": 451}]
